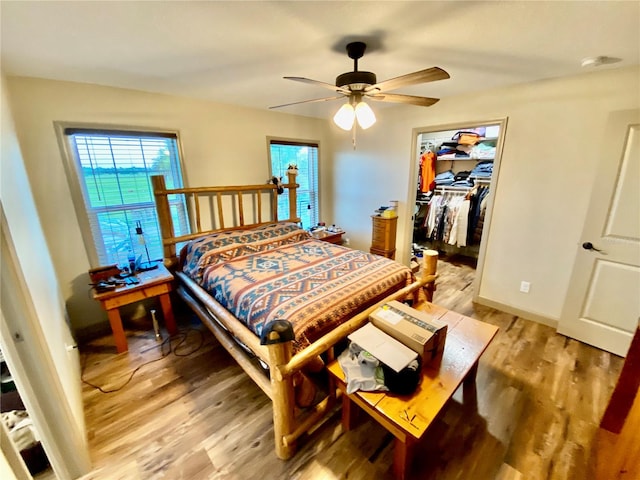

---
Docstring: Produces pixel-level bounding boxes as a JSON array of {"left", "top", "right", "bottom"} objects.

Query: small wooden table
[
  {"left": 92, "top": 264, "right": 178, "bottom": 353},
  {"left": 327, "top": 302, "right": 498, "bottom": 480},
  {"left": 310, "top": 229, "right": 345, "bottom": 245}
]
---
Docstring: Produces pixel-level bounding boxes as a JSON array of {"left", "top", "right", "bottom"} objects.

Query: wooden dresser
[{"left": 370, "top": 215, "right": 397, "bottom": 259}]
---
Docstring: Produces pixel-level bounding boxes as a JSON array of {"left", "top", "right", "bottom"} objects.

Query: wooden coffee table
[
  {"left": 92, "top": 263, "right": 178, "bottom": 353},
  {"left": 327, "top": 302, "right": 498, "bottom": 480}
]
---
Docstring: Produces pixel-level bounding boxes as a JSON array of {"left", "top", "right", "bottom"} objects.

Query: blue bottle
[{"left": 128, "top": 252, "right": 136, "bottom": 274}]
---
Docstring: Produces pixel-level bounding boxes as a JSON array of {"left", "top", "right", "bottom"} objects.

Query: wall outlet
[
  {"left": 520, "top": 281, "right": 531, "bottom": 293},
  {"left": 343, "top": 237, "right": 350, "bottom": 246}
]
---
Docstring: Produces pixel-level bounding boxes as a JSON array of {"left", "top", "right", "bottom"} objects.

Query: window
[
  {"left": 268, "top": 140, "right": 319, "bottom": 230},
  {"left": 62, "top": 128, "right": 189, "bottom": 267}
]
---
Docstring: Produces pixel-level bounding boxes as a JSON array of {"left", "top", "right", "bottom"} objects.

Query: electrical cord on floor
[{"left": 81, "top": 327, "right": 210, "bottom": 394}]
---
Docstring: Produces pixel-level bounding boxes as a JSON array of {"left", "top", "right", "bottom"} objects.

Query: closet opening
[{"left": 409, "top": 119, "right": 507, "bottom": 302}]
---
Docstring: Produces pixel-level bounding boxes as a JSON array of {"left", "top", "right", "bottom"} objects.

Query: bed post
[
  {"left": 422, "top": 249, "right": 438, "bottom": 303},
  {"left": 261, "top": 320, "right": 296, "bottom": 459},
  {"left": 151, "top": 175, "right": 177, "bottom": 266},
  {"left": 286, "top": 171, "right": 298, "bottom": 222}
]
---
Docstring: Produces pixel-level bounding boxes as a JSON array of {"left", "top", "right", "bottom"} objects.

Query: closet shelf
[
  {"left": 437, "top": 156, "right": 495, "bottom": 161},
  {"left": 421, "top": 136, "right": 499, "bottom": 147}
]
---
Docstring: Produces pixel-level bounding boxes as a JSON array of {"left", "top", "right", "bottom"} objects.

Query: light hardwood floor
[{"left": 77, "top": 256, "right": 623, "bottom": 480}]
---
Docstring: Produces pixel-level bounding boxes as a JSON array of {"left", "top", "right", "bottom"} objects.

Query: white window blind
[
  {"left": 269, "top": 140, "right": 319, "bottom": 230},
  {"left": 65, "top": 129, "right": 189, "bottom": 267}
]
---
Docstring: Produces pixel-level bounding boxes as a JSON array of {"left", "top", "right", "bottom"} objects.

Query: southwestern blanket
[{"left": 182, "top": 223, "right": 415, "bottom": 353}]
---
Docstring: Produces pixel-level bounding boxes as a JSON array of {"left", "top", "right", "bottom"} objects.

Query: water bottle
[{"left": 128, "top": 252, "right": 136, "bottom": 274}]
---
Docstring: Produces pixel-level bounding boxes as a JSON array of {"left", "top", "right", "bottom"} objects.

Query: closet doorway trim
[{"left": 406, "top": 117, "right": 509, "bottom": 302}]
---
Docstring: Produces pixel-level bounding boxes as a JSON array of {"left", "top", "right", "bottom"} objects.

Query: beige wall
[
  {"left": 6, "top": 67, "right": 640, "bottom": 334},
  {"left": 5, "top": 77, "right": 333, "bottom": 333},
  {"left": 1, "top": 75, "right": 87, "bottom": 430},
  {"left": 328, "top": 66, "right": 640, "bottom": 324}
]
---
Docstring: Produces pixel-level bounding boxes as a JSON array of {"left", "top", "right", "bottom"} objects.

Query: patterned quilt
[{"left": 182, "top": 223, "right": 416, "bottom": 354}]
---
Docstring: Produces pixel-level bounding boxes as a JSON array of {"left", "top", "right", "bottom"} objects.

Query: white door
[{"left": 558, "top": 109, "right": 640, "bottom": 357}]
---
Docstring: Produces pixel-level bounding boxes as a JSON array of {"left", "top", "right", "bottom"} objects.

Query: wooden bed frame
[{"left": 151, "top": 172, "right": 438, "bottom": 459}]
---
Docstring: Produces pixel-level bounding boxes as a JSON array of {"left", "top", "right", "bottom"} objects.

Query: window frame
[
  {"left": 266, "top": 137, "right": 321, "bottom": 230},
  {"left": 55, "top": 122, "right": 190, "bottom": 268}
]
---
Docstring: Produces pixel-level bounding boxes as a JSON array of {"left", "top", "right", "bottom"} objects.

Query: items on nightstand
[
  {"left": 374, "top": 200, "right": 399, "bottom": 218},
  {"left": 91, "top": 263, "right": 177, "bottom": 353},
  {"left": 310, "top": 222, "right": 344, "bottom": 233},
  {"left": 88, "top": 264, "right": 121, "bottom": 283},
  {"left": 310, "top": 222, "right": 345, "bottom": 244}
]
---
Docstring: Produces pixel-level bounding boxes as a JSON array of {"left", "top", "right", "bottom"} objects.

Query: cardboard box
[
  {"left": 348, "top": 323, "right": 418, "bottom": 373},
  {"left": 370, "top": 300, "right": 447, "bottom": 363}
]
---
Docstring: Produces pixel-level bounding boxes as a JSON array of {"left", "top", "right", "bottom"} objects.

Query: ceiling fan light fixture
[
  {"left": 355, "top": 101, "right": 376, "bottom": 129},
  {"left": 333, "top": 102, "right": 355, "bottom": 130}
]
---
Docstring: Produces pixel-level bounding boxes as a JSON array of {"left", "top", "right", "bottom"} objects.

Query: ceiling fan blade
[
  {"left": 284, "top": 77, "right": 351, "bottom": 94},
  {"left": 365, "top": 67, "right": 449, "bottom": 93},
  {"left": 269, "top": 95, "right": 345, "bottom": 109},
  {"left": 367, "top": 93, "right": 440, "bottom": 107}
]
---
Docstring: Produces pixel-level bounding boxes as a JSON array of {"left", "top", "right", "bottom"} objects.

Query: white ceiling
[{"left": 2, "top": 1, "right": 639, "bottom": 120}]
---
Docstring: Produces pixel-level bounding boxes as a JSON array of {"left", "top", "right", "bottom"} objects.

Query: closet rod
[
  {"left": 471, "top": 177, "right": 492, "bottom": 184},
  {"left": 432, "top": 177, "right": 492, "bottom": 195},
  {"left": 434, "top": 185, "right": 471, "bottom": 194}
]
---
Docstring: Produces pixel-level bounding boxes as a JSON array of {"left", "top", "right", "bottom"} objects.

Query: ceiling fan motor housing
[{"left": 336, "top": 71, "right": 377, "bottom": 91}]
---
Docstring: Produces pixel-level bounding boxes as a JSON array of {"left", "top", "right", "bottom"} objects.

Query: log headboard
[{"left": 151, "top": 171, "right": 300, "bottom": 268}]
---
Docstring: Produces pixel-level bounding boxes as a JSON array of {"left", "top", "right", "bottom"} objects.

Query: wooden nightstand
[
  {"left": 92, "top": 263, "right": 178, "bottom": 353},
  {"left": 310, "top": 230, "right": 345, "bottom": 245}
]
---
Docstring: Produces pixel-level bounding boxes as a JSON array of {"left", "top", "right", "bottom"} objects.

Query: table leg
[
  {"left": 341, "top": 393, "right": 359, "bottom": 432},
  {"left": 393, "top": 437, "right": 415, "bottom": 480},
  {"left": 463, "top": 360, "right": 479, "bottom": 410},
  {"left": 159, "top": 293, "right": 177, "bottom": 335},
  {"left": 107, "top": 309, "right": 128, "bottom": 353}
]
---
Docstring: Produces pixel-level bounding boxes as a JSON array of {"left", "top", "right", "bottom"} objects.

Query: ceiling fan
[{"left": 270, "top": 41, "right": 450, "bottom": 130}]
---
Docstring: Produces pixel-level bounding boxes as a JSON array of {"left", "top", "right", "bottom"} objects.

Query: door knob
[{"left": 582, "top": 241, "right": 604, "bottom": 253}]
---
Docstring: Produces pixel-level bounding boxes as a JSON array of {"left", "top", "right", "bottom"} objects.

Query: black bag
[{"left": 382, "top": 358, "right": 421, "bottom": 395}]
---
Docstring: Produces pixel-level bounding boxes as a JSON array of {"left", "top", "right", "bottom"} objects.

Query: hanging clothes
[
  {"left": 466, "top": 186, "right": 490, "bottom": 246},
  {"left": 423, "top": 192, "right": 468, "bottom": 247},
  {"left": 419, "top": 150, "right": 436, "bottom": 192},
  {"left": 442, "top": 195, "right": 465, "bottom": 244},
  {"left": 417, "top": 184, "right": 490, "bottom": 250},
  {"left": 450, "top": 198, "right": 471, "bottom": 247},
  {"left": 473, "top": 191, "right": 491, "bottom": 244}
]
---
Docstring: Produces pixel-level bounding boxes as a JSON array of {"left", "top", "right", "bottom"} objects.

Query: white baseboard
[{"left": 474, "top": 296, "right": 559, "bottom": 329}]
